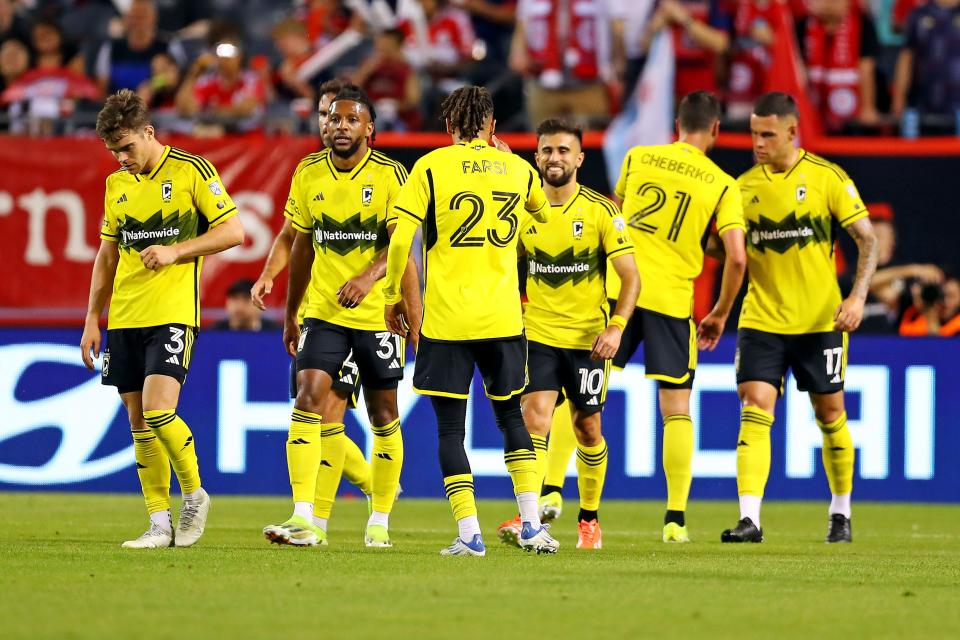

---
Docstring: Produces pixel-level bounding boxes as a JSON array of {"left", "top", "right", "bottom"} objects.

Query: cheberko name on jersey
[
  {"left": 460, "top": 159, "right": 508, "bottom": 175},
  {"left": 638, "top": 153, "right": 716, "bottom": 183}
]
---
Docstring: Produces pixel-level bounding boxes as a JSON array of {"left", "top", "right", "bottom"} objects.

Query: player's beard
[
  {"left": 541, "top": 165, "right": 575, "bottom": 188},
  {"left": 331, "top": 136, "right": 363, "bottom": 159}
]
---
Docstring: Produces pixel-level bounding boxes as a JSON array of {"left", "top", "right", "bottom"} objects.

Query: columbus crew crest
[
  {"left": 162, "top": 180, "right": 173, "bottom": 203},
  {"left": 362, "top": 185, "right": 374, "bottom": 206},
  {"left": 796, "top": 185, "right": 807, "bottom": 202}
]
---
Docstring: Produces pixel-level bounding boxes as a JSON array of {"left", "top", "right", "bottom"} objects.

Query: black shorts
[
  {"left": 610, "top": 302, "right": 696, "bottom": 389},
  {"left": 296, "top": 318, "right": 404, "bottom": 391},
  {"left": 413, "top": 335, "right": 527, "bottom": 400},
  {"left": 525, "top": 340, "right": 610, "bottom": 414},
  {"left": 101, "top": 323, "right": 197, "bottom": 394},
  {"left": 735, "top": 328, "right": 848, "bottom": 395},
  {"left": 288, "top": 350, "right": 361, "bottom": 407}
]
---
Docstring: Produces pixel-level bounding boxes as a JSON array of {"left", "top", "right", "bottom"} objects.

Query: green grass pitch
[{"left": 2, "top": 493, "right": 958, "bottom": 639}]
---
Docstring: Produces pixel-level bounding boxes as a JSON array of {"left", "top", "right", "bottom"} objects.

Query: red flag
[{"left": 763, "top": 0, "right": 822, "bottom": 141}]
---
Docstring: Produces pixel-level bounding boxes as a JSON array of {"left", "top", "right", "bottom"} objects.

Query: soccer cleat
[
  {"left": 576, "top": 519, "right": 603, "bottom": 549},
  {"left": 121, "top": 523, "right": 174, "bottom": 549},
  {"left": 539, "top": 491, "right": 563, "bottom": 523},
  {"left": 440, "top": 534, "right": 486, "bottom": 557},
  {"left": 496, "top": 514, "right": 522, "bottom": 548},
  {"left": 721, "top": 517, "right": 764, "bottom": 543},
  {"left": 519, "top": 522, "right": 559, "bottom": 554},
  {"left": 825, "top": 514, "right": 852, "bottom": 543},
  {"left": 662, "top": 522, "right": 690, "bottom": 543},
  {"left": 263, "top": 515, "right": 321, "bottom": 546},
  {"left": 364, "top": 524, "right": 392, "bottom": 548},
  {"left": 175, "top": 488, "right": 210, "bottom": 547}
]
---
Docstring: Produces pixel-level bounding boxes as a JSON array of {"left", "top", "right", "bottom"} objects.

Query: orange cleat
[
  {"left": 497, "top": 514, "right": 522, "bottom": 547},
  {"left": 576, "top": 519, "right": 602, "bottom": 549}
]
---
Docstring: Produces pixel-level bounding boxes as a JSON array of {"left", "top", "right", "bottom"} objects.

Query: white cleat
[
  {"left": 175, "top": 488, "right": 210, "bottom": 547},
  {"left": 121, "top": 523, "right": 174, "bottom": 549},
  {"left": 439, "top": 534, "right": 486, "bottom": 557},
  {"left": 518, "top": 522, "right": 560, "bottom": 554}
]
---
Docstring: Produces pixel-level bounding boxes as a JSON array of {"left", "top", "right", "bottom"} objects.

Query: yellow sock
[
  {"left": 530, "top": 434, "right": 548, "bottom": 493},
  {"left": 132, "top": 429, "right": 171, "bottom": 514},
  {"left": 737, "top": 406, "right": 774, "bottom": 497},
  {"left": 576, "top": 438, "right": 608, "bottom": 512},
  {"left": 443, "top": 473, "right": 476, "bottom": 520},
  {"left": 143, "top": 410, "right": 201, "bottom": 494},
  {"left": 543, "top": 403, "right": 577, "bottom": 490},
  {"left": 504, "top": 449, "right": 538, "bottom": 495},
  {"left": 313, "top": 423, "right": 346, "bottom": 520},
  {"left": 818, "top": 412, "right": 854, "bottom": 495},
  {"left": 342, "top": 435, "right": 372, "bottom": 495},
  {"left": 662, "top": 414, "right": 693, "bottom": 512},
  {"left": 286, "top": 408, "right": 323, "bottom": 503},
  {"left": 371, "top": 418, "right": 403, "bottom": 514}
]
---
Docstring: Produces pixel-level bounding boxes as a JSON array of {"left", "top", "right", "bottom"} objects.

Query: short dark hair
[
  {"left": 331, "top": 84, "right": 377, "bottom": 123},
  {"left": 677, "top": 90, "right": 721, "bottom": 133},
  {"left": 318, "top": 77, "right": 348, "bottom": 100},
  {"left": 226, "top": 278, "right": 255, "bottom": 298},
  {"left": 535, "top": 118, "right": 583, "bottom": 145},
  {"left": 440, "top": 85, "right": 493, "bottom": 140},
  {"left": 96, "top": 89, "right": 151, "bottom": 142},
  {"left": 753, "top": 92, "right": 799, "bottom": 119}
]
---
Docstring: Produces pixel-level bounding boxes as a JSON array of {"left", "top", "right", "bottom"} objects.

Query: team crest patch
[
  {"left": 362, "top": 185, "right": 374, "bottom": 206},
  {"left": 208, "top": 181, "right": 223, "bottom": 196},
  {"left": 572, "top": 220, "right": 584, "bottom": 238},
  {"left": 796, "top": 185, "right": 806, "bottom": 202},
  {"left": 162, "top": 180, "right": 173, "bottom": 203}
]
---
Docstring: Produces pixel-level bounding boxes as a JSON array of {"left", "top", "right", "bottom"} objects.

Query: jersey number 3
[{"left": 449, "top": 191, "right": 521, "bottom": 248}]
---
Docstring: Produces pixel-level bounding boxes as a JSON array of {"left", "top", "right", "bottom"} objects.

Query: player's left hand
[
  {"left": 697, "top": 310, "right": 727, "bottom": 351},
  {"left": 834, "top": 295, "right": 865, "bottom": 332},
  {"left": 140, "top": 245, "right": 179, "bottom": 270},
  {"left": 385, "top": 300, "right": 410, "bottom": 337},
  {"left": 590, "top": 325, "right": 622, "bottom": 360},
  {"left": 337, "top": 273, "right": 374, "bottom": 309}
]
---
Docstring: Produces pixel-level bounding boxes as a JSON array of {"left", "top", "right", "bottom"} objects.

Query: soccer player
[
  {"left": 250, "top": 79, "right": 379, "bottom": 543},
  {"left": 382, "top": 86, "right": 557, "bottom": 557},
  {"left": 80, "top": 89, "right": 245, "bottom": 548},
  {"left": 611, "top": 91, "right": 747, "bottom": 543},
  {"left": 265, "top": 86, "right": 419, "bottom": 548},
  {"left": 497, "top": 118, "right": 639, "bottom": 550},
  {"left": 722, "top": 92, "right": 878, "bottom": 544}
]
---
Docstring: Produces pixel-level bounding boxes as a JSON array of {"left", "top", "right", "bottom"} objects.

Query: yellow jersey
[
  {"left": 286, "top": 148, "right": 407, "bottom": 331},
  {"left": 738, "top": 149, "right": 868, "bottom": 334},
  {"left": 609, "top": 141, "right": 745, "bottom": 319},
  {"left": 99, "top": 145, "right": 238, "bottom": 329},
  {"left": 520, "top": 185, "right": 633, "bottom": 350},
  {"left": 387, "top": 139, "right": 550, "bottom": 341}
]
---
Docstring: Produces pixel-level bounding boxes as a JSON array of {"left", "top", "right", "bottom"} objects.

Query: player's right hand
[
  {"left": 696, "top": 310, "right": 727, "bottom": 351},
  {"left": 251, "top": 275, "right": 273, "bottom": 310},
  {"left": 283, "top": 319, "right": 300, "bottom": 358},
  {"left": 80, "top": 323, "right": 101, "bottom": 370}
]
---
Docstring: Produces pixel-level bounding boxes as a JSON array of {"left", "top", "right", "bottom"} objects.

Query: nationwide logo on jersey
[
  {"left": 747, "top": 212, "right": 831, "bottom": 254},
  {"left": 161, "top": 180, "right": 173, "bottom": 203},
  {"left": 313, "top": 212, "right": 386, "bottom": 255},
  {"left": 118, "top": 209, "right": 199, "bottom": 252},
  {"left": 527, "top": 247, "right": 601, "bottom": 288}
]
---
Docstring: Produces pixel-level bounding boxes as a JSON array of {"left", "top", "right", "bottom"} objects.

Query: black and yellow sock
[
  {"left": 504, "top": 449, "right": 538, "bottom": 495},
  {"left": 132, "top": 429, "right": 171, "bottom": 514},
  {"left": 543, "top": 404, "right": 576, "bottom": 493},
  {"left": 530, "top": 433, "right": 548, "bottom": 494},
  {"left": 313, "top": 422, "right": 346, "bottom": 520},
  {"left": 342, "top": 435, "right": 372, "bottom": 495},
  {"left": 576, "top": 438, "right": 608, "bottom": 514},
  {"left": 737, "top": 405, "right": 774, "bottom": 498},
  {"left": 371, "top": 418, "right": 403, "bottom": 514},
  {"left": 818, "top": 412, "right": 854, "bottom": 496},
  {"left": 143, "top": 410, "right": 201, "bottom": 494},
  {"left": 662, "top": 414, "right": 693, "bottom": 513},
  {"left": 286, "top": 408, "right": 323, "bottom": 503},
  {"left": 443, "top": 473, "right": 476, "bottom": 520}
]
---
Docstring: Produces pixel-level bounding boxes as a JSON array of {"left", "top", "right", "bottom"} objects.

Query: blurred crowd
[{"left": 0, "top": 0, "right": 958, "bottom": 136}]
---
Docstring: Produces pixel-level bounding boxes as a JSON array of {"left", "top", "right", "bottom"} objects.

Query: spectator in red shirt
[
  {"left": 352, "top": 28, "right": 422, "bottom": 131},
  {"left": 726, "top": 0, "right": 779, "bottom": 121},
  {"left": 403, "top": 0, "right": 477, "bottom": 91},
  {"left": 176, "top": 41, "right": 267, "bottom": 134},
  {"left": 270, "top": 18, "right": 316, "bottom": 104}
]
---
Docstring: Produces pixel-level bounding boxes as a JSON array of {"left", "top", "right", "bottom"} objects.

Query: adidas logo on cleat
[{"left": 166, "top": 354, "right": 179, "bottom": 365}]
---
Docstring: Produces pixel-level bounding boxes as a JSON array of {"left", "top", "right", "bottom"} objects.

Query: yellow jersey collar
[
  {"left": 145, "top": 145, "right": 171, "bottom": 181},
  {"left": 550, "top": 184, "right": 582, "bottom": 214},
  {"left": 672, "top": 141, "right": 705, "bottom": 157},
  {"left": 762, "top": 148, "right": 806, "bottom": 181},
  {"left": 458, "top": 138, "right": 489, "bottom": 149},
  {"left": 325, "top": 147, "right": 372, "bottom": 180}
]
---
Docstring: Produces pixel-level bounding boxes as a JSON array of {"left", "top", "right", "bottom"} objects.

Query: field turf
[{"left": 2, "top": 493, "right": 958, "bottom": 639}]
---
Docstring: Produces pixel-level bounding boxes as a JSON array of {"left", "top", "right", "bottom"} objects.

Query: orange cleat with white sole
[
  {"left": 576, "top": 519, "right": 602, "bottom": 549},
  {"left": 497, "top": 514, "right": 522, "bottom": 547}
]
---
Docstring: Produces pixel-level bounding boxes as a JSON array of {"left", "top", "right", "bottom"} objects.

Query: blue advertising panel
[{"left": 1, "top": 329, "right": 956, "bottom": 502}]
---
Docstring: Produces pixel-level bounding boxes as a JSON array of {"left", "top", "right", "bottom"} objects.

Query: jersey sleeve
[
  {"left": 100, "top": 179, "right": 119, "bottom": 242},
  {"left": 829, "top": 172, "right": 869, "bottom": 228},
  {"left": 384, "top": 162, "right": 409, "bottom": 226},
  {"left": 598, "top": 199, "right": 634, "bottom": 260},
  {"left": 715, "top": 179, "right": 746, "bottom": 235},
  {"left": 614, "top": 151, "right": 631, "bottom": 200},
  {"left": 392, "top": 158, "right": 429, "bottom": 224},
  {"left": 193, "top": 160, "right": 237, "bottom": 227},
  {"left": 524, "top": 165, "right": 550, "bottom": 222},
  {"left": 284, "top": 166, "right": 312, "bottom": 234}
]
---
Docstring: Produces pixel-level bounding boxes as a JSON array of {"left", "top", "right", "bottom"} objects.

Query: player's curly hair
[
  {"left": 95, "top": 89, "right": 151, "bottom": 142},
  {"left": 440, "top": 85, "right": 493, "bottom": 140}
]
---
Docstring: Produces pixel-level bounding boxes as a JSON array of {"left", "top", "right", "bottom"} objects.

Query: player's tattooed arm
[{"left": 835, "top": 217, "right": 879, "bottom": 332}]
